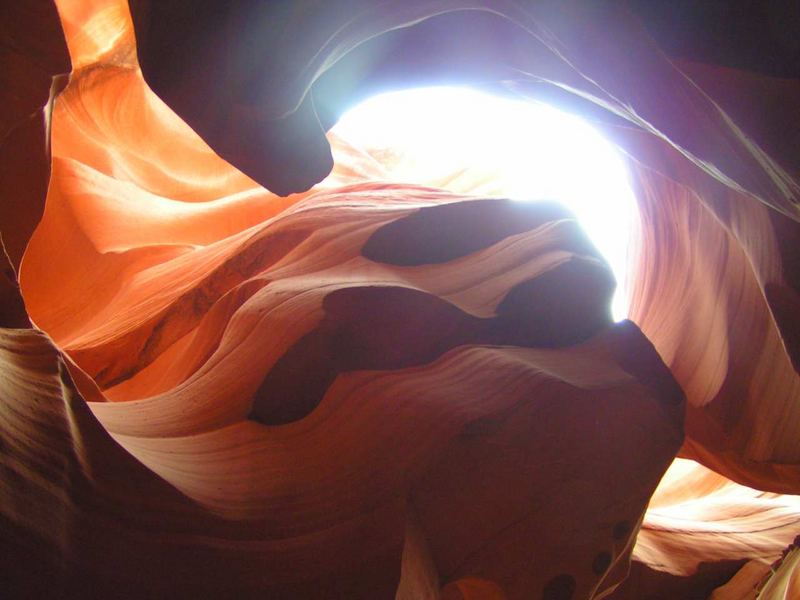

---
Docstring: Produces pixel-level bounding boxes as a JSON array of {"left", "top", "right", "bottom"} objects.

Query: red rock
[{"left": 2, "top": 1, "right": 799, "bottom": 598}]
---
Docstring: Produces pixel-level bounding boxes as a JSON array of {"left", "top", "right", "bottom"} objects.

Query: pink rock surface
[{"left": 2, "top": 1, "right": 799, "bottom": 598}]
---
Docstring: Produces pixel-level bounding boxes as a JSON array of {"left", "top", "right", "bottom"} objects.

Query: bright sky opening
[{"left": 331, "top": 86, "right": 638, "bottom": 321}]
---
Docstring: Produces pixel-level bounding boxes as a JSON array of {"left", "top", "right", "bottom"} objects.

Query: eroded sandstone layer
[{"left": 2, "top": 1, "right": 799, "bottom": 598}]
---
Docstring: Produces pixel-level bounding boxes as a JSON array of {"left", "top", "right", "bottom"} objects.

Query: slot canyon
[{"left": 1, "top": 1, "right": 799, "bottom": 598}]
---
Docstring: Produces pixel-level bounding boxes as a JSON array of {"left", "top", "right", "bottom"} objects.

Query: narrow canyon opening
[{"left": 330, "top": 86, "right": 638, "bottom": 321}]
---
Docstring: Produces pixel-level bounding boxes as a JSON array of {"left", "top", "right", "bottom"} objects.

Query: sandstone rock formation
[{"left": 2, "top": 1, "right": 799, "bottom": 598}]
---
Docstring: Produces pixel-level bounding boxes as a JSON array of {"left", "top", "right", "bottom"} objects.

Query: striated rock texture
[{"left": 1, "top": 0, "right": 799, "bottom": 598}]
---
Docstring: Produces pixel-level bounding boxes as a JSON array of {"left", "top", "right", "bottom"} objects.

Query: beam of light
[{"left": 330, "top": 86, "right": 638, "bottom": 321}]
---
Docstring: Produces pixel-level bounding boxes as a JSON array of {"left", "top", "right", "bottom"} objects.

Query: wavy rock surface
[{"left": 2, "top": 0, "right": 800, "bottom": 598}]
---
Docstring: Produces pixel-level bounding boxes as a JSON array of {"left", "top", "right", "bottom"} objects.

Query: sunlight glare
[{"left": 331, "top": 87, "right": 637, "bottom": 321}]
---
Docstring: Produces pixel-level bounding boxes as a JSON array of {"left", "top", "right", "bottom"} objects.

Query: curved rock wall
[{"left": 1, "top": 1, "right": 799, "bottom": 598}]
